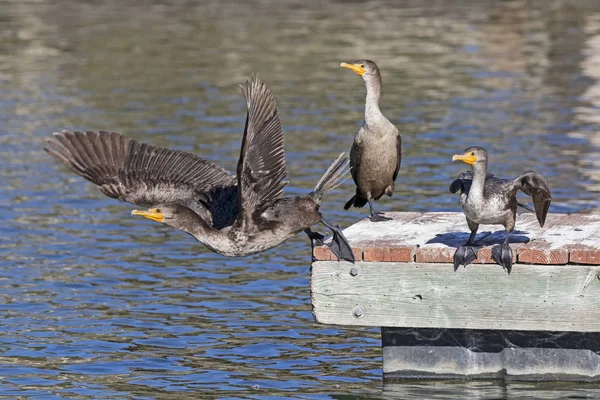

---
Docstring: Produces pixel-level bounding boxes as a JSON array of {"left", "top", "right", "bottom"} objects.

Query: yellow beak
[
  {"left": 340, "top": 62, "right": 366, "bottom": 76},
  {"left": 131, "top": 208, "right": 164, "bottom": 223},
  {"left": 452, "top": 153, "right": 478, "bottom": 166}
]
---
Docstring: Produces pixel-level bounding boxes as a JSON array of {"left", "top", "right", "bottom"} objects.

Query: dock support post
[{"left": 382, "top": 327, "right": 600, "bottom": 381}]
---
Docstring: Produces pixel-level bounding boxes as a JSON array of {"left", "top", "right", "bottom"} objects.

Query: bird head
[
  {"left": 131, "top": 204, "right": 200, "bottom": 232},
  {"left": 452, "top": 146, "right": 488, "bottom": 166},
  {"left": 340, "top": 59, "right": 381, "bottom": 86}
]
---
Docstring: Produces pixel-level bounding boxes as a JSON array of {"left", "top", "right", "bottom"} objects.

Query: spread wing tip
[
  {"left": 517, "top": 171, "right": 552, "bottom": 227},
  {"left": 236, "top": 74, "right": 287, "bottom": 223}
]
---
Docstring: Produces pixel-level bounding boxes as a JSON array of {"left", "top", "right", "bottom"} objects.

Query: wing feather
[
  {"left": 514, "top": 171, "right": 552, "bottom": 227},
  {"left": 45, "top": 130, "right": 234, "bottom": 212},
  {"left": 235, "top": 75, "right": 287, "bottom": 226}
]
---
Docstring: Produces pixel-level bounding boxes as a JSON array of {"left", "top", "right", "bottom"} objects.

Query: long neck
[
  {"left": 364, "top": 76, "right": 383, "bottom": 124},
  {"left": 469, "top": 161, "right": 488, "bottom": 198},
  {"left": 177, "top": 212, "right": 220, "bottom": 246}
]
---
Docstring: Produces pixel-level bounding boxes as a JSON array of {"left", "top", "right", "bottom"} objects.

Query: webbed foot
[
  {"left": 328, "top": 225, "right": 355, "bottom": 263},
  {"left": 492, "top": 243, "right": 513, "bottom": 274},
  {"left": 369, "top": 212, "right": 391, "bottom": 222},
  {"left": 305, "top": 229, "right": 325, "bottom": 262},
  {"left": 453, "top": 246, "right": 479, "bottom": 271},
  {"left": 319, "top": 218, "right": 355, "bottom": 263},
  {"left": 305, "top": 229, "right": 325, "bottom": 247}
]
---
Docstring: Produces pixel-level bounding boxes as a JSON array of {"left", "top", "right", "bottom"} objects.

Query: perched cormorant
[
  {"left": 45, "top": 76, "right": 355, "bottom": 262},
  {"left": 340, "top": 60, "right": 402, "bottom": 222},
  {"left": 450, "top": 146, "right": 551, "bottom": 273}
]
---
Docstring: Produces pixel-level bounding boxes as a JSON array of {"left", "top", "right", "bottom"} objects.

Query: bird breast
[{"left": 461, "top": 193, "right": 511, "bottom": 225}]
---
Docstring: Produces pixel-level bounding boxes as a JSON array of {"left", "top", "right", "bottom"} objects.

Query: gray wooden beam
[{"left": 311, "top": 261, "right": 600, "bottom": 332}]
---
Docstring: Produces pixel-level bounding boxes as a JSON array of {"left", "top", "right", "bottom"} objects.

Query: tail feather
[
  {"left": 310, "top": 153, "right": 349, "bottom": 203},
  {"left": 344, "top": 194, "right": 368, "bottom": 210},
  {"left": 343, "top": 196, "right": 355, "bottom": 210},
  {"left": 44, "top": 130, "right": 130, "bottom": 193}
]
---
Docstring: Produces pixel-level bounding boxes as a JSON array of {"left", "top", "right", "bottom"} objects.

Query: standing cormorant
[
  {"left": 450, "top": 146, "right": 551, "bottom": 273},
  {"left": 340, "top": 60, "right": 402, "bottom": 222}
]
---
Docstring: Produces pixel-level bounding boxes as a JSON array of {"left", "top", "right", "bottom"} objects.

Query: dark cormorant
[
  {"left": 340, "top": 60, "right": 402, "bottom": 222},
  {"left": 45, "top": 76, "right": 355, "bottom": 262}
]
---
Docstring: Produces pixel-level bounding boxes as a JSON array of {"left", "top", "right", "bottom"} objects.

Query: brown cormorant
[
  {"left": 45, "top": 76, "right": 355, "bottom": 262},
  {"left": 340, "top": 60, "right": 402, "bottom": 222}
]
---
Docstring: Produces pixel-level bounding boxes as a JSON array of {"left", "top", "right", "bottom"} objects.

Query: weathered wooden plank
[
  {"left": 340, "top": 212, "right": 425, "bottom": 243},
  {"left": 519, "top": 214, "right": 600, "bottom": 264},
  {"left": 571, "top": 246, "right": 600, "bottom": 265},
  {"left": 363, "top": 245, "right": 415, "bottom": 262},
  {"left": 409, "top": 213, "right": 473, "bottom": 263},
  {"left": 468, "top": 213, "right": 567, "bottom": 264},
  {"left": 314, "top": 212, "right": 600, "bottom": 264},
  {"left": 313, "top": 212, "right": 423, "bottom": 261},
  {"left": 311, "top": 261, "right": 600, "bottom": 332},
  {"left": 417, "top": 213, "right": 560, "bottom": 264},
  {"left": 313, "top": 245, "right": 363, "bottom": 262},
  {"left": 415, "top": 212, "right": 494, "bottom": 263},
  {"left": 569, "top": 226, "right": 600, "bottom": 265}
]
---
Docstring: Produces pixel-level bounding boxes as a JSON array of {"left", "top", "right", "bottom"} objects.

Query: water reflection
[
  {"left": 382, "top": 381, "right": 600, "bottom": 399},
  {"left": 2, "top": 0, "right": 600, "bottom": 398}
]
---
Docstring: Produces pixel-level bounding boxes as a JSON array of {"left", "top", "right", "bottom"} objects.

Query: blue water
[{"left": 2, "top": 0, "right": 600, "bottom": 398}]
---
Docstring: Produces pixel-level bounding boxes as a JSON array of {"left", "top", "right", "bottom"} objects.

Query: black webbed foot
[
  {"left": 492, "top": 243, "right": 513, "bottom": 274},
  {"left": 369, "top": 212, "right": 391, "bottom": 222},
  {"left": 453, "top": 246, "right": 479, "bottom": 271},
  {"left": 327, "top": 225, "right": 355, "bottom": 263},
  {"left": 305, "top": 229, "right": 325, "bottom": 247},
  {"left": 319, "top": 218, "right": 355, "bottom": 263},
  {"left": 305, "top": 229, "right": 325, "bottom": 262}
]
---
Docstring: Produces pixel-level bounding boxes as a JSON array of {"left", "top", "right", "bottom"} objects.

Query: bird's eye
[
  {"left": 155, "top": 208, "right": 161, "bottom": 213},
  {"left": 361, "top": 64, "right": 365, "bottom": 68},
  {"left": 471, "top": 152, "right": 475, "bottom": 156}
]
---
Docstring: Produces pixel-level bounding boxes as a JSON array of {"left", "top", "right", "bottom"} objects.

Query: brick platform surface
[{"left": 314, "top": 212, "right": 600, "bottom": 265}]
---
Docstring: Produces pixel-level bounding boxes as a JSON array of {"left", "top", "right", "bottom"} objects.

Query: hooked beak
[
  {"left": 340, "top": 62, "right": 366, "bottom": 76},
  {"left": 452, "top": 153, "right": 478, "bottom": 166},
  {"left": 131, "top": 208, "right": 164, "bottom": 223}
]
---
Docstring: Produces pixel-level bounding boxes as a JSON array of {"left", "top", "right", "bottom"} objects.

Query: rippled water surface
[{"left": 2, "top": 0, "right": 600, "bottom": 398}]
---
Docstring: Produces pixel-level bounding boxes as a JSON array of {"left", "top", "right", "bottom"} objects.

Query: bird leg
[
  {"left": 453, "top": 229, "right": 480, "bottom": 271},
  {"left": 319, "top": 217, "right": 355, "bottom": 263},
  {"left": 304, "top": 228, "right": 325, "bottom": 247},
  {"left": 304, "top": 228, "right": 325, "bottom": 262},
  {"left": 492, "top": 231, "right": 513, "bottom": 274},
  {"left": 368, "top": 199, "right": 391, "bottom": 222}
]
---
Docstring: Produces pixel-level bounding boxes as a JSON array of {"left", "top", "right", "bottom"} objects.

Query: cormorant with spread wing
[
  {"left": 45, "top": 76, "right": 354, "bottom": 262},
  {"left": 450, "top": 146, "right": 551, "bottom": 273}
]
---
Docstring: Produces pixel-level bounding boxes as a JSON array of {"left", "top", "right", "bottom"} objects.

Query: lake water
[{"left": 2, "top": 0, "right": 600, "bottom": 398}]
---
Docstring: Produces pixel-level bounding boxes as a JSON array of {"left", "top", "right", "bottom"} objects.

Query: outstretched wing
[
  {"left": 449, "top": 170, "right": 496, "bottom": 194},
  {"left": 45, "top": 130, "right": 130, "bottom": 187},
  {"left": 119, "top": 139, "right": 235, "bottom": 208},
  {"left": 514, "top": 171, "right": 552, "bottom": 227},
  {"left": 235, "top": 75, "right": 287, "bottom": 226},
  {"left": 45, "top": 130, "right": 234, "bottom": 211},
  {"left": 449, "top": 178, "right": 465, "bottom": 194}
]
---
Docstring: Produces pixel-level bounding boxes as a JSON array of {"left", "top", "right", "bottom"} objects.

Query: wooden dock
[{"left": 311, "top": 212, "right": 600, "bottom": 382}]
